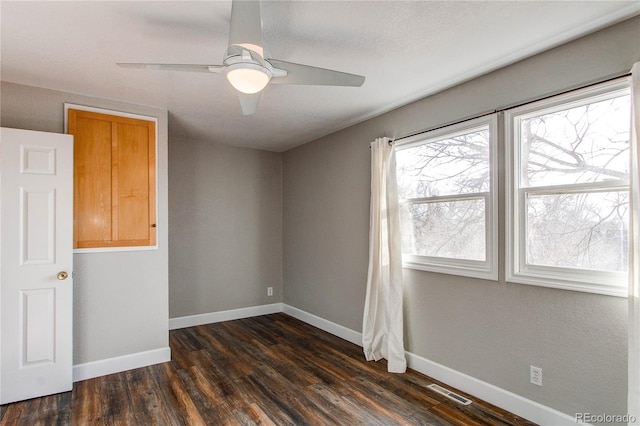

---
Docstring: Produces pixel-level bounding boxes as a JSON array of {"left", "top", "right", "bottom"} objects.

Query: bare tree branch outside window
[
  {"left": 521, "top": 95, "right": 630, "bottom": 273},
  {"left": 396, "top": 94, "right": 630, "bottom": 273},
  {"left": 396, "top": 127, "right": 490, "bottom": 261}
]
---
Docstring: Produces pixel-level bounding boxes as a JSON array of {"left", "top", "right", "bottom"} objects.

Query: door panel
[
  {"left": 68, "top": 109, "right": 156, "bottom": 248},
  {"left": 1, "top": 127, "right": 74, "bottom": 404},
  {"left": 22, "top": 288, "right": 55, "bottom": 364},
  {"left": 21, "top": 188, "right": 56, "bottom": 264}
]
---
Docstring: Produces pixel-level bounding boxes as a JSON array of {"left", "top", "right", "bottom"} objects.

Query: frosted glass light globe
[{"left": 225, "top": 64, "right": 271, "bottom": 94}]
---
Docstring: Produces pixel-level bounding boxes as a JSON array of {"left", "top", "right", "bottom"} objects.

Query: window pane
[
  {"left": 526, "top": 191, "right": 628, "bottom": 272},
  {"left": 520, "top": 95, "right": 630, "bottom": 188},
  {"left": 396, "top": 127, "right": 489, "bottom": 199},
  {"left": 401, "top": 200, "right": 485, "bottom": 261}
]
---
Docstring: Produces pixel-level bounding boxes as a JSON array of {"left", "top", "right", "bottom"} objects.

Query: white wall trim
[
  {"left": 281, "top": 304, "right": 582, "bottom": 426},
  {"left": 169, "top": 303, "right": 284, "bottom": 330},
  {"left": 73, "top": 347, "right": 171, "bottom": 383},
  {"left": 404, "top": 352, "right": 583, "bottom": 426},
  {"left": 282, "top": 304, "right": 362, "bottom": 346}
]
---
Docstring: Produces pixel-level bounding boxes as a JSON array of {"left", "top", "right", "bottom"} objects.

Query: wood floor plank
[
  {"left": 352, "top": 374, "right": 450, "bottom": 425},
  {"left": 175, "top": 367, "right": 223, "bottom": 424},
  {"left": 189, "top": 349, "right": 243, "bottom": 406},
  {"left": 188, "top": 364, "right": 241, "bottom": 424},
  {"left": 0, "top": 399, "right": 27, "bottom": 426},
  {"left": 305, "top": 382, "right": 387, "bottom": 425},
  {"left": 0, "top": 313, "right": 537, "bottom": 426},
  {"left": 53, "top": 392, "right": 73, "bottom": 425},
  {"left": 100, "top": 372, "right": 137, "bottom": 425},
  {"left": 126, "top": 366, "right": 185, "bottom": 426},
  {"left": 72, "top": 377, "right": 105, "bottom": 425},
  {"left": 159, "top": 362, "right": 207, "bottom": 426},
  {"left": 430, "top": 402, "right": 488, "bottom": 426},
  {"left": 244, "top": 403, "right": 278, "bottom": 426}
]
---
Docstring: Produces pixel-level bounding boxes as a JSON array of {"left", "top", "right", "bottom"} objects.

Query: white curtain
[
  {"left": 363, "top": 137, "right": 407, "bottom": 373},
  {"left": 629, "top": 62, "right": 640, "bottom": 426}
]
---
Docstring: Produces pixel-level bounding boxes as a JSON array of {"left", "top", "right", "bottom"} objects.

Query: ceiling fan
[{"left": 117, "top": 0, "right": 365, "bottom": 115}]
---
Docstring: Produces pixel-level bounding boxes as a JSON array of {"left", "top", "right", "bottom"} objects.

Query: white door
[{"left": 0, "top": 127, "right": 73, "bottom": 404}]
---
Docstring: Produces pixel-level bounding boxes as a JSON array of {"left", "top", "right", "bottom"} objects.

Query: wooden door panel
[
  {"left": 117, "top": 122, "right": 151, "bottom": 243},
  {"left": 72, "top": 115, "right": 113, "bottom": 247},
  {"left": 68, "top": 109, "right": 156, "bottom": 248}
]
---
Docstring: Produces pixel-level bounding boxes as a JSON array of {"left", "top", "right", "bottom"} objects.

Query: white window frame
[
  {"left": 396, "top": 114, "right": 498, "bottom": 281},
  {"left": 505, "top": 79, "right": 630, "bottom": 297}
]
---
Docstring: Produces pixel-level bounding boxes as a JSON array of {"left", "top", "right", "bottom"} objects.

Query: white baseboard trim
[
  {"left": 282, "top": 304, "right": 362, "bottom": 346},
  {"left": 169, "top": 303, "right": 284, "bottom": 330},
  {"left": 73, "top": 346, "right": 171, "bottom": 383},
  {"left": 282, "top": 304, "right": 578, "bottom": 426},
  {"left": 404, "top": 352, "right": 580, "bottom": 426}
]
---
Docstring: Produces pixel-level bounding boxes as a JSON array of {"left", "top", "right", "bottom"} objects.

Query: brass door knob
[{"left": 57, "top": 271, "right": 69, "bottom": 280}]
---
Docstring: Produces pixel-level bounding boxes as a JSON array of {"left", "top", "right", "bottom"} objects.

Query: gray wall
[
  {"left": 169, "top": 137, "right": 283, "bottom": 318},
  {"left": 283, "top": 16, "right": 640, "bottom": 419},
  {"left": 0, "top": 82, "right": 169, "bottom": 365}
]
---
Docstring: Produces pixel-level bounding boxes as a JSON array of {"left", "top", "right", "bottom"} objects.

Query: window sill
[
  {"left": 74, "top": 245, "right": 158, "bottom": 254},
  {"left": 403, "top": 255, "right": 498, "bottom": 281},
  {"left": 506, "top": 269, "right": 627, "bottom": 298}
]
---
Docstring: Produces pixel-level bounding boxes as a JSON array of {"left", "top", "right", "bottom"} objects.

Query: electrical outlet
[
  {"left": 267, "top": 287, "right": 273, "bottom": 297},
  {"left": 530, "top": 366, "right": 542, "bottom": 386}
]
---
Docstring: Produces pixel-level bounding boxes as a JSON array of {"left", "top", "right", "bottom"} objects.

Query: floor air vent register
[{"left": 427, "top": 384, "right": 473, "bottom": 405}]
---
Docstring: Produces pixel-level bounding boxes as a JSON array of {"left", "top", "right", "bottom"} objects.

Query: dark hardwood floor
[{"left": 0, "top": 313, "right": 536, "bottom": 425}]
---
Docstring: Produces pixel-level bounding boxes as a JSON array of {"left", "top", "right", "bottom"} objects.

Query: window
[
  {"left": 396, "top": 115, "right": 498, "bottom": 280},
  {"left": 505, "top": 80, "right": 630, "bottom": 296},
  {"left": 66, "top": 106, "right": 157, "bottom": 251}
]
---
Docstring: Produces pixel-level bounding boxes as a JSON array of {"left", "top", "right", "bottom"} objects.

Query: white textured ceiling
[{"left": 1, "top": 1, "right": 639, "bottom": 151}]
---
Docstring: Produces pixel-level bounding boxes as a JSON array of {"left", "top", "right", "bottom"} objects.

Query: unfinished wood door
[{"left": 67, "top": 109, "right": 156, "bottom": 249}]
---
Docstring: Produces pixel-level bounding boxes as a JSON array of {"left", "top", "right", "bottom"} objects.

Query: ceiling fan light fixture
[{"left": 225, "top": 63, "right": 271, "bottom": 94}]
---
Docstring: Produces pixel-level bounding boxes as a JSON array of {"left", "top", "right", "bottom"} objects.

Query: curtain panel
[
  {"left": 629, "top": 61, "right": 640, "bottom": 426},
  {"left": 363, "top": 137, "right": 407, "bottom": 373}
]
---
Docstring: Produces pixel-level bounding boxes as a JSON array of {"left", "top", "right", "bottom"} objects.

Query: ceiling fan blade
[
  {"left": 117, "top": 63, "right": 225, "bottom": 73},
  {"left": 229, "top": 0, "right": 264, "bottom": 57},
  {"left": 267, "top": 59, "right": 365, "bottom": 87},
  {"left": 237, "top": 92, "right": 261, "bottom": 115}
]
